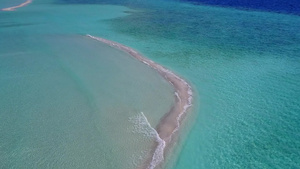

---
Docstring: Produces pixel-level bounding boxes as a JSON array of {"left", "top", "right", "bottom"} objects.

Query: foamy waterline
[
  {"left": 86, "top": 34, "right": 193, "bottom": 169},
  {"left": 130, "top": 112, "right": 166, "bottom": 169},
  {"left": 1, "top": 0, "right": 32, "bottom": 11}
]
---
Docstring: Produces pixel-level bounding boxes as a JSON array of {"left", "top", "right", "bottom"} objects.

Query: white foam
[
  {"left": 169, "top": 84, "right": 193, "bottom": 138},
  {"left": 129, "top": 112, "right": 166, "bottom": 169},
  {"left": 1, "top": 0, "right": 32, "bottom": 11},
  {"left": 142, "top": 60, "right": 150, "bottom": 66},
  {"left": 175, "top": 92, "right": 181, "bottom": 103}
]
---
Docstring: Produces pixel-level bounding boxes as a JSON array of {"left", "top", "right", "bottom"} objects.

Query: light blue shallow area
[{"left": 0, "top": 3, "right": 174, "bottom": 169}]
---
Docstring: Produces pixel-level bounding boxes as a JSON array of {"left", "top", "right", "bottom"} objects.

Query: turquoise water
[
  {"left": 104, "top": 3, "right": 300, "bottom": 168},
  {"left": 104, "top": 3, "right": 300, "bottom": 169},
  {"left": 0, "top": 4, "right": 175, "bottom": 169},
  {"left": 1, "top": 0, "right": 300, "bottom": 168}
]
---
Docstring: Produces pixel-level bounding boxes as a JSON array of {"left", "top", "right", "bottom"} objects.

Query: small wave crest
[{"left": 129, "top": 112, "right": 166, "bottom": 169}]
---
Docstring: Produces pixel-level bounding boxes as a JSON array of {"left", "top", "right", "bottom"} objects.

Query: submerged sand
[
  {"left": 1, "top": 0, "right": 32, "bottom": 11},
  {"left": 87, "top": 35, "right": 193, "bottom": 169}
]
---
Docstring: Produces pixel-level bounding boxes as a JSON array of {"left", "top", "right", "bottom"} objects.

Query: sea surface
[
  {"left": 0, "top": 4, "right": 175, "bottom": 168},
  {"left": 1, "top": 0, "right": 300, "bottom": 168},
  {"left": 179, "top": 0, "right": 300, "bottom": 15}
]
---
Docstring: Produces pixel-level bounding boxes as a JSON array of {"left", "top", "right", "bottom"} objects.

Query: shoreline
[
  {"left": 87, "top": 34, "right": 193, "bottom": 169},
  {"left": 1, "top": 0, "right": 32, "bottom": 11}
]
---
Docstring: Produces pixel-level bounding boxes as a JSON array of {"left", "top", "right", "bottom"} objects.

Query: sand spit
[
  {"left": 1, "top": 0, "right": 32, "bottom": 11},
  {"left": 87, "top": 34, "right": 193, "bottom": 169}
]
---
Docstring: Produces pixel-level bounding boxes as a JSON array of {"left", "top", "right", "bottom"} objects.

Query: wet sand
[
  {"left": 1, "top": 0, "right": 32, "bottom": 11},
  {"left": 87, "top": 34, "right": 193, "bottom": 169}
]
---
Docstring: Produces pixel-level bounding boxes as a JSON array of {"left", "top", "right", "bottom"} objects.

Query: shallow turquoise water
[
  {"left": 0, "top": 4, "right": 174, "bottom": 168},
  {"left": 1, "top": 0, "right": 300, "bottom": 168}
]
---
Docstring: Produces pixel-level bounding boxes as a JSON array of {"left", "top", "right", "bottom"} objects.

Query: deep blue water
[
  {"left": 180, "top": 0, "right": 300, "bottom": 15},
  {"left": 58, "top": 0, "right": 300, "bottom": 15}
]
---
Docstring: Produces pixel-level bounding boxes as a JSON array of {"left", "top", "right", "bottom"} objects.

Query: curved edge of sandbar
[
  {"left": 86, "top": 34, "right": 193, "bottom": 169},
  {"left": 1, "top": 0, "right": 32, "bottom": 11}
]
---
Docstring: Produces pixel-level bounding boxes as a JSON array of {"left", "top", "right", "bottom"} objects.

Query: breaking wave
[{"left": 129, "top": 112, "right": 166, "bottom": 169}]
